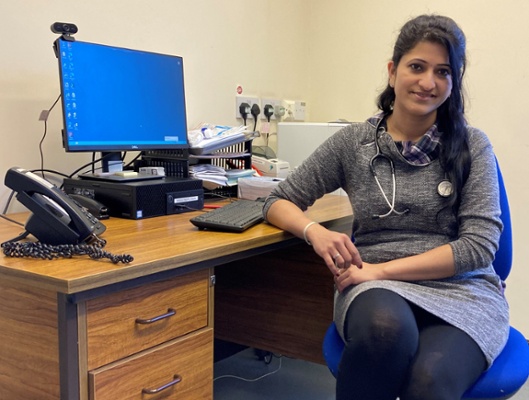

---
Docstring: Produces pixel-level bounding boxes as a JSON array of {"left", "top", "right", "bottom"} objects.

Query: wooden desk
[{"left": 0, "top": 195, "right": 352, "bottom": 400}]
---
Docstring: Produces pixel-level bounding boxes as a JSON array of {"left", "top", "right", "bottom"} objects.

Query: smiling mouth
[{"left": 412, "top": 91, "right": 436, "bottom": 99}]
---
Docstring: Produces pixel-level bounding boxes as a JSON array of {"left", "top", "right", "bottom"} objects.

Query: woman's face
[{"left": 388, "top": 41, "right": 453, "bottom": 121}]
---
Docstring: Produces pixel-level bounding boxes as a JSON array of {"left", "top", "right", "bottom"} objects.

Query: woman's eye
[
  {"left": 437, "top": 68, "right": 451, "bottom": 77},
  {"left": 410, "top": 64, "right": 422, "bottom": 72}
]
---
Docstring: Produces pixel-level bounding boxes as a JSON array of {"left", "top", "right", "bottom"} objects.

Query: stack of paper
[
  {"left": 190, "top": 165, "right": 256, "bottom": 190},
  {"left": 237, "top": 176, "right": 283, "bottom": 200},
  {"left": 189, "top": 165, "right": 227, "bottom": 189},
  {"left": 225, "top": 169, "right": 256, "bottom": 186},
  {"left": 188, "top": 124, "right": 250, "bottom": 155}
]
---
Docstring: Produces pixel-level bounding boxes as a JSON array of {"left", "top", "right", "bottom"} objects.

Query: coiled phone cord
[{"left": 1, "top": 232, "right": 134, "bottom": 264}]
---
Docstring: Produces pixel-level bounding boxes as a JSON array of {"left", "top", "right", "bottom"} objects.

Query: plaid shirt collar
[{"left": 367, "top": 114, "right": 443, "bottom": 166}]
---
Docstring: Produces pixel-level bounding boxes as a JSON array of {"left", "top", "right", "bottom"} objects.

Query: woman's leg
[
  {"left": 399, "top": 313, "right": 486, "bottom": 400},
  {"left": 336, "top": 289, "right": 420, "bottom": 400}
]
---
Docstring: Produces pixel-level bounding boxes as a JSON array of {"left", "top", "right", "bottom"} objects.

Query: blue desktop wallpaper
[{"left": 58, "top": 39, "right": 188, "bottom": 151}]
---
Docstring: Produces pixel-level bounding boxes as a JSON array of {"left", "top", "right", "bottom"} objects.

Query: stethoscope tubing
[
  {"left": 370, "top": 126, "right": 410, "bottom": 219},
  {"left": 369, "top": 119, "right": 453, "bottom": 219}
]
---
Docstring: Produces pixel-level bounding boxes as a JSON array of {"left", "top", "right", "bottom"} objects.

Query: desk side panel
[
  {"left": 0, "top": 280, "right": 59, "bottom": 399},
  {"left": 214, "top": 243, "right": 334, "bottom": 364}
]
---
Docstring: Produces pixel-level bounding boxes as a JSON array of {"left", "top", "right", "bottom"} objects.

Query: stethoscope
[{"left": 370, "top": 122, "right": 453, "bottom": 219}]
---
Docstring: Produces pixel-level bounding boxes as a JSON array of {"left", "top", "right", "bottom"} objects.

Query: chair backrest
[{"left": 493, "top": 159, "right": 512, "bottom": 281}]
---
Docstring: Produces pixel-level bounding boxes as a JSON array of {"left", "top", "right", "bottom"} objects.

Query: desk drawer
[
  {"left": 90, "top": 328, "right": 213, "bottom": 400},
  {"left": 86, "top": 270, "right": 209, "bottom": 370}
]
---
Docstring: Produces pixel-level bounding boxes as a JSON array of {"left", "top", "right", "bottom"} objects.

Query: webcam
[{"left": 50, "top": 22, "right": 78, "bottom": 35}]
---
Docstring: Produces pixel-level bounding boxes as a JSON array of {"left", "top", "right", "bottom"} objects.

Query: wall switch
[{"left": 293, "top": 100, "right": 306, "bottom": 121}]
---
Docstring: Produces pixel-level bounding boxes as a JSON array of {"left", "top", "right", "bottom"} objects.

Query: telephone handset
[{"left": 4, "top": 167, "right": 106, "bottom": 245}]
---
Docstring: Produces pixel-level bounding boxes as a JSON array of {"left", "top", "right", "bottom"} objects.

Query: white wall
[
  {"left": 1, "top": 0, "right": 527, "bottom": 335},
  {"left": 305, "top": 0, "right": 529, "bottom": 335}
]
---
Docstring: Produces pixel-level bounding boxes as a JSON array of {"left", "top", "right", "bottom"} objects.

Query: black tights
[{"left": 336, "top": 289, "right": 487, "bottom": 400}]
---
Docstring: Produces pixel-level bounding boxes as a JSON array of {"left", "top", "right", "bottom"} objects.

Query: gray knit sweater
[{"left": 263, "top": 118, "right": 509, "bottom": 366}]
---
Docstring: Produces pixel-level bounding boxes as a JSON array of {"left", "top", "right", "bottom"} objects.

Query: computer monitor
[{"left": 55, "top": 38, "right": 189, "bottom": 173}]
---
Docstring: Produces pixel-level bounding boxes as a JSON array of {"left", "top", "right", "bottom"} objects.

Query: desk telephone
[
  {"left": 2, "top": 168, "right": 132, "bottom": 263},
  {"left": 4, "top": 167, "right": 106, "bottom": 245}
]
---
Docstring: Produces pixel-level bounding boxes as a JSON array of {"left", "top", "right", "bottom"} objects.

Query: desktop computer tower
[{"left": 63, "top": 177, "right": 204, "bottom": 219}]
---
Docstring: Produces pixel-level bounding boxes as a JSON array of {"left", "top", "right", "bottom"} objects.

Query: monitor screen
[{"left": 56, "top": 39, "right": 189, "bottom": 153}]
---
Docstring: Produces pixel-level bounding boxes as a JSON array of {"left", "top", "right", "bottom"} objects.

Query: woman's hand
[
  {"left": 334, "top": 262, "right": 385, "bottom": 292},
  {"left": 332, "top": 242, "right": 457, "bottom": 292},
  {"left": 305, "top": 223, "right": 363, "bottom": 276}
]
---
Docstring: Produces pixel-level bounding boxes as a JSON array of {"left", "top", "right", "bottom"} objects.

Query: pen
[{"left": 203, "top": 204, "right": 223, "bottom": 209}]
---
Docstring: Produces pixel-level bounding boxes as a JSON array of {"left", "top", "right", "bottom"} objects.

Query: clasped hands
[{"left": 306, "top": 224, "right": 379, "bottom": 292}]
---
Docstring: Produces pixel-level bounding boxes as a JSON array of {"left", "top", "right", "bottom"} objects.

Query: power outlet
[
  {"left": 282, "top": 100, "right": 296, "bottom": 121},
  {"left": 282, "top": 100, "right": 306, "bottom": 121},
  {"left": 260, "top": 98, "right": 282, "bottom": 121},
  {"left": 236, "top": 95, "right": 260, "bottom": 120}
]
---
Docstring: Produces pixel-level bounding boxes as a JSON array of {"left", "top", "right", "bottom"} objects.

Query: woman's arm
[
  {"left": 268, "top": 198, "right": 454, "bottom": 289},
  {"left": 266, "top": 199, "right": 363, "bottom": 275},
  {"left": 334, "top": 244, "right": 455, "bottom": 292},
  {"left": 268, "top": 197, "right": 455, "bottom": 291}
]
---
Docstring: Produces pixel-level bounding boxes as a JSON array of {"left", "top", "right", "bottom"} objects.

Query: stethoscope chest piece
[{"left": 437, "top": 179, "right": 453, "bottom": 197}]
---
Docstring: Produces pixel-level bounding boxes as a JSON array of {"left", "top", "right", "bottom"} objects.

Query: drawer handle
[
  {"left": 135, "top": 308, "right": 176, "bottom": 325},
  {"left": 142, "top": 374, "right": 182, "bottom": 394}
]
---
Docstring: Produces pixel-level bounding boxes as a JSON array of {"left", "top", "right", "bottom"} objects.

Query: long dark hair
[{"left": 377, "top": 14, "right": 470, "bottom": 211}]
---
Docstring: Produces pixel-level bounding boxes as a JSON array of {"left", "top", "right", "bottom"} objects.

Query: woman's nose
[{"left": 418, "top": 72, "right": 435, "bottom": 91}]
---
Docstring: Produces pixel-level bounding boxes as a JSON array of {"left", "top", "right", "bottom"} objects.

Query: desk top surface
[{"left": 0, "top": 195, "right": 352, "bottom": 294}]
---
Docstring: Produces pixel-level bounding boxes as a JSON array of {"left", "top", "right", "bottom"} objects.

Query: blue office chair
[{"left": 322, "top": 161, "right": 529, "bottom": 399}]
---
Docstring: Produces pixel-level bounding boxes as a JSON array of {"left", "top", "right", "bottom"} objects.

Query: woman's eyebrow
[{"left": 408, "top": 58, "right": 452, "bottom": 70}]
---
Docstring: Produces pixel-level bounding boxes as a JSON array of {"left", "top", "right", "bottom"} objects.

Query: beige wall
[
  {"left": 1, "top": 1, "right": 527, "bottom": 334},
  {"left": 305, "top": 1, "right": 529, "bottom": 336}
]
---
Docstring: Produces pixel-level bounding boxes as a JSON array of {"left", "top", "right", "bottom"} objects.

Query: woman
[{"left": 263, "top": 14, "right": 509, "bottom": 400}]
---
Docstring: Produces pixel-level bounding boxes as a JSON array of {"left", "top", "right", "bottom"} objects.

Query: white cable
[{"left": 214, "top": 355, "right": 282, "bottom": 383}]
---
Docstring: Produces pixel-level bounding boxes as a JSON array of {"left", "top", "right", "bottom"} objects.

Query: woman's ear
[{"left": 387, "top": 61, "right": 396, "bottom": 88}]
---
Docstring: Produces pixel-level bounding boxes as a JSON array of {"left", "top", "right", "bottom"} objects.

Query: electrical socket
[
  {"left": 282, "top": 100, "right": 296, "bottom": 121},
  {"left": 236, "top": 95, "right": 260, "bottom": 120},
  {"left": 260, "top": 98, "right": 282, "bottom": 121},
  {"left": 282, "top": 100, "right": 306, "bottom": 121}
]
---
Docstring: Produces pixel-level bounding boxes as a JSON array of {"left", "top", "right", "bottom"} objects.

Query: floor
[{"left": 214, "top": 347, "right": 529, "bottom": 400}]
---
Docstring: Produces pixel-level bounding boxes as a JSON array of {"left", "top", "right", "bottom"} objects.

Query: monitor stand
[
  {"left": 78, "top": 173, "right": 164, "bottom": 183},
  {"left": 79, "top": 151, "right": 164, "bottom": 182},
  {"left": 101, "top": 151, "right": 124, "bottom": 174}
]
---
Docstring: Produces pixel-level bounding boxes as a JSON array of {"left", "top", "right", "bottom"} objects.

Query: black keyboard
[{"left": 190, "top": 199, "right": 265, "bottom": 232}]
